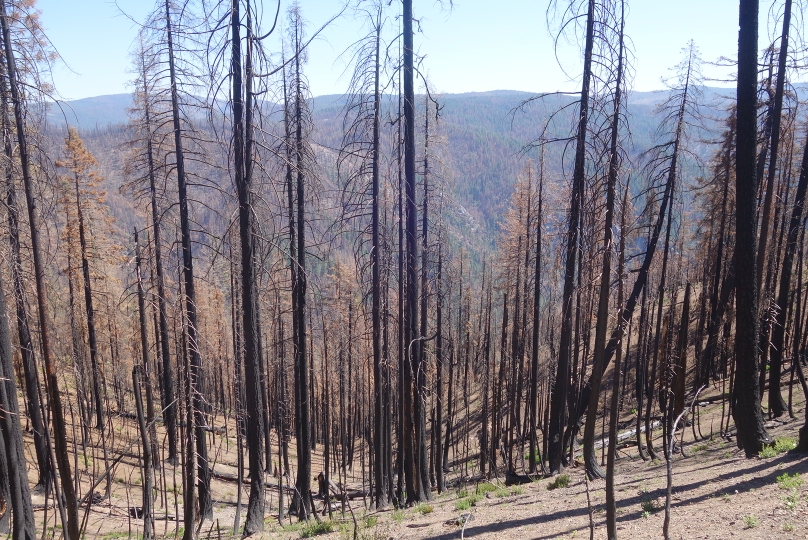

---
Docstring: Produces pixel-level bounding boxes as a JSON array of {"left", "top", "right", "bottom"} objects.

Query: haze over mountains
[{"left": 51, "top": 89, "right": 725, "bottom": 253}]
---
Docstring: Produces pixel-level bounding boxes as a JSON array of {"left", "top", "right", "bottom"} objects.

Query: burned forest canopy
[
  {"left": 0, "top": 0, "right": 805, "bottom": 539},
  {"left": 50, "top": 88, "right": 723, "bottom": 258}
]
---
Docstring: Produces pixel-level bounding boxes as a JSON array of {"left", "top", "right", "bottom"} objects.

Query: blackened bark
[
  {"left": 369, "top": 2, "right": 388, "bottom": 508},
  {"left": 734, "top": 0, "right": 770, "bottom": 456},
  {"left": 232, "top": 1, "right": 266, "bottom": 533},
  {"left": 138, "top": 50, "right": 177, "bottom": 463},
  {"left": 0, "top": 4, "right": 77, "bottom": 538},
  {"left": 0, "top": 61, "right": 50, "bottom": 492},
  {"left": 0, "top": 272, "right": 34, "bottom": 538},
  {"left": 403, "top": 0, "right": 422, "bottom": 503},
  {"left": 770, "top": 128, "right": 808, "bottom": 425},
  {"left": 549, "top": 0, "right": 595, "bottom": 473},
  {"left": 765, "top": 0, "right": 794, "bottom": 417},
  {"left": 583, "top": 5, "right": 625, "bottom": 480}
]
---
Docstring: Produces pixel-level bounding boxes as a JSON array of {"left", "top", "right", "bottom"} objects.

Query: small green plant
[
  {"left": 783, "top": 522, "right": 795, "bottom": 532},
  {"left": 641, "top": 510, "right": 650, "bottom": 519},
  {"left": 457, "top": 488, "right": 469, "bottom": 498},
  {"left": 454, "top": 492, "right": 482, "bottom": 511},
  {"left": 363, "top": 515, "right": 378, "bottom": 528},
  {"left": 693, "top": 443, "right": 709, "bottom": 453},
  {"left": 720, "top": 492, "right": 730, "bottom": 502},
  {"left": 760, "top": 437, "right": 798, "bottom": 458},
  {"left": 475, "top": 482, "right": 497, "bottom": 495},
  {"left": 742, "top": 514, "right": 759, "bottom": 529},
  {"left": 103, "top": 533, "right": 134, "bottom": 540},
  {"left": 510, "top": 486, "right": 524, "bottom": 496},
  {"left": 759, "top": 445, "right": 778, "bottom": 458},
  {"left": 493, "top": 486, "right": 510, "bottom": 498},
  {"left": 299, "top": 520, "right": 335, "bottom": 538},
  {"left": 415, "top": 503, "right": 433, "bottom": 515},
  {"left": 282, "top": 521, "right": 304, "bottom": 533},
  {"left": 547, "top": 474, "right": 570, "bottom": 490},
  {"left": 775, "top": 437, "right": 798, "bottom": 452},
  {"left": 392, "top": 509, "right": 404, "bottom": 523},
  {"left": 777, "top": 472, "right": 803, "bottom": 490},
  {"left": 455, "top": 498, "right": 472, "bottom": 511},
  {"left": 641, "top": 499, "right": 659, "bottom": 514},
  {"left": 783, "top": 492, "right": 800, "bottom": 511}
]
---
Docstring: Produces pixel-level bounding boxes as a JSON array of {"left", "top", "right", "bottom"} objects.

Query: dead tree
[
  {"left": 0, "top": 3, "right": 78, "bottom": 538},
  {"left": 734, "top": 0, "right": 771, "bottom": 456}
]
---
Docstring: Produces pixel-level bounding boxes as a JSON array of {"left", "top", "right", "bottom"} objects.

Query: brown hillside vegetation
[{"left": 0, "top": 0, "right": 807, "bottom": 539}]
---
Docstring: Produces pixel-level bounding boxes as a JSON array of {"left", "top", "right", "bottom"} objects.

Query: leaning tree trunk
[
  {"left": 765, "top": 0, "right": 794, "bottom": 417},
  {"left": 549, "top": 0, "right": 595, "bottom": 474},
  {"left": 771, "top": 127, "right": 808, "bottom": 440},
  {"left": 583, "top": 2, "right": 625, "bottom": 480},
  {"left": 0, "top": 62, "right": 51, "bottom": 493},
  {"left": 72, "top": 161, "right": 105, "bottom": 431},
  {"left": 0, "top": 271, "right": 34, "bottom": 538},
  {"left": 138, "top": 48, "right": 177, "bottom": 463},
  {"left": 164, "top": 0, "right": 211, "bottom": 525},
  {"left": 0, "top": 5, "right": 77, "bottom": 538}
]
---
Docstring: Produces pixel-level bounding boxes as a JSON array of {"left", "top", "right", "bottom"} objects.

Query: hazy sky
[{"left": 36, "top": 0, "right": 782, "bottom": 100}]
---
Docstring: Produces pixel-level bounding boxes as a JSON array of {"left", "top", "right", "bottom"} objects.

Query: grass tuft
[
  {"left": 760, "top": 437, "right": 797, "bottom": 458},
  {"left": 777, "top": 472, "right": 803, "bottom": 490},
  {"left": 299, "top": 520, "right": 335, "bottom": 538},
  {"left": 415, "top": 503, "right": 433, "bottom": 515},
  {"left": 547, "top": 474, "right": 570, "bottom": 490}
]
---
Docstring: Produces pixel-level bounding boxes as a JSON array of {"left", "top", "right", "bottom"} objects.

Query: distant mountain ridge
[
  {"left": 54, "top": 88, "right": 727, "bottom": 256},
  {"left": 48, "top": 88, "right": 711, "bottom": 130}
]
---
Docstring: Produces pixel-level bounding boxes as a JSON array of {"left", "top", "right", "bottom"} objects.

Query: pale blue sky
[{"left": 36, "top": 0, "right": 781, "bottom": 100}]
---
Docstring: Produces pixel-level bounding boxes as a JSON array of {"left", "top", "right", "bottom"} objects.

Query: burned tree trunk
[{"left": 0, "top": 4, "right": 77, "bottom": 538}]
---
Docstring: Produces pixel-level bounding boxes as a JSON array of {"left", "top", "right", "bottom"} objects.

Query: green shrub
[
  {"left": 454, "top": 493, "right": 482, "bottom": 511},
  {"left": 759, "top": 445, "right": 778, "bottom": 458},
  {"left": 641, "top": 499, "right": 659, "bottom": 514},
  {"left": 743, "top": 515, "right": 759, "bottom": 529},
  {"left": 415, "top": 503, "right": 433, "bottom": 515},
  {"left": 455, "top": 498, "right": 472, "bottom": 511},
  {"left": 547, "top": 474, "right": 570, "bottom": 490},
  {"left": 760, "top": 437, "right": 797, "bottom": 458},
  {"left": 777, "top": 472, "right": 803, "bottom": 490},
  {"left": 299, "top": 521, "right": 335, "bottom": 538},
  {"left": 475, "top": 482, "right": 497, "bottom": 495},
  {"left": 775, "top": 437, "right": 797, "bottom": 453}
]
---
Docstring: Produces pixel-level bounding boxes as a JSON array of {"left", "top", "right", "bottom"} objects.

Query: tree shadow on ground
[{"left": 427, "top": 452, "right": 806, "bottom": 539}]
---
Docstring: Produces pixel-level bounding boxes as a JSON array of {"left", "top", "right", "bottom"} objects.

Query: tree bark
[{"left": 734, "top": 0, "right": 771, "bottom": 456}]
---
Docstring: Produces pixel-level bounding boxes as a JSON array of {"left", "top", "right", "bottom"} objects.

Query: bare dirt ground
[
  {"left": 21, "top": 387, "right": 808, "bottom": 539},
  {"left": 253, "top": 398, "right": 808, "bottom": 540}
]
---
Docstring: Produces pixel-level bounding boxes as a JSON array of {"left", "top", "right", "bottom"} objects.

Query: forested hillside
[
  {"left": 55, "top": 87, "right": 719, "bottom": 256},
  {"left": 0, "top": 0, "right": 804, "bottom": 539}
]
